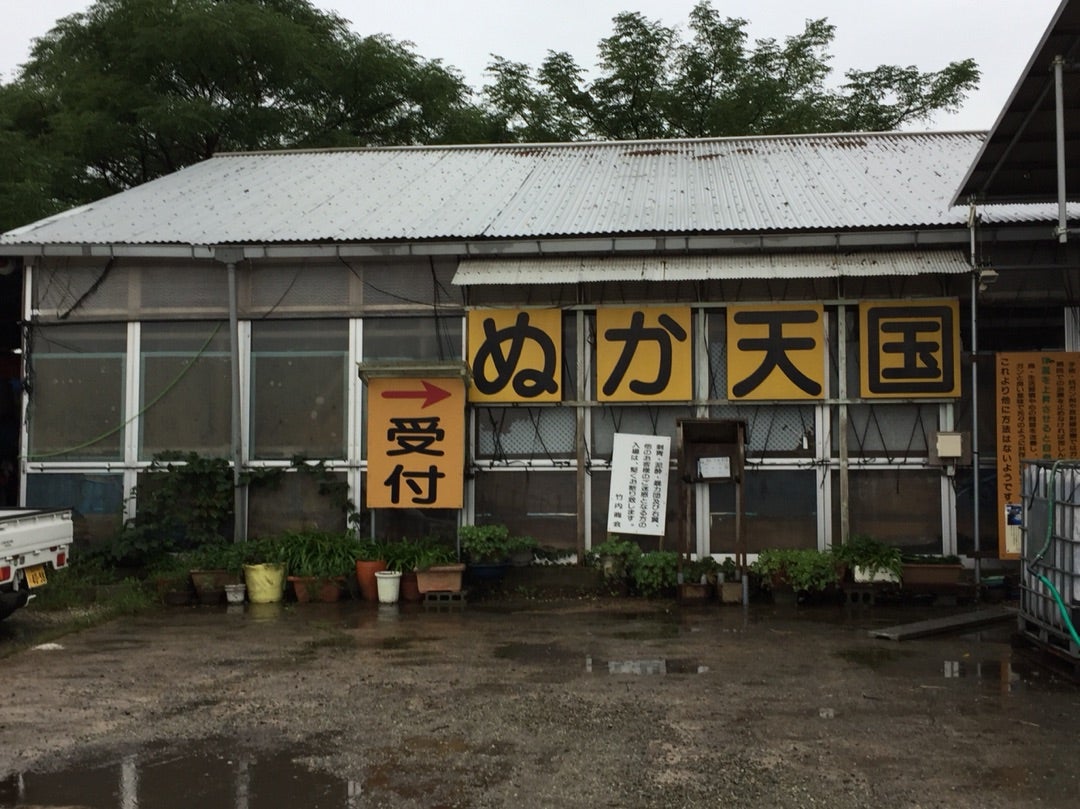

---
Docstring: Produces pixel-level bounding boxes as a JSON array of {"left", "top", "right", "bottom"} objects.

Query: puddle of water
[
  {"left": 587, "top": 656, "right": 708, "bottom": 675},
  {"left": 1, "top": 741, "right": 356, "bottom": 809}
]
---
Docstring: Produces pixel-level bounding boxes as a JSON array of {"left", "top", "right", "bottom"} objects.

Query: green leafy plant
[
  {"left": 630, "top": 550, "right": 679, "bottom": 597},
  {"left": 185, "top": 542, "right": 247, "bottom": 576},
  {"left": 413, "top": 544, "right": 458, "bottom": 571},
  {"left": 586, "top": 537, "right": 641, "bottom": 568},
  {"left": 103, "top": 452, "right": 234, "bottom": 567},
  {"left": 750, "top": 549, "right": 842, "bottom": 593},
  {"left": 354, "top": 538, "right": 388, "bottom": 563},
  {"left": 278, "top": 531, "right": 359, "bottom": 578},
  {"left": 381, "top": 537, "right": 456, "bottom": 572},
  {"left": 685, "top": 555, "right": 720, "bottom": 584},
  {"left": 507, "top": 534, "right": 539, "bottom": 553},
  {"left": 460, "top": 524, "right": 511, "bottom": 563},
  {"left": 832, "top": 535, "right": 903, "bottom": 580}
]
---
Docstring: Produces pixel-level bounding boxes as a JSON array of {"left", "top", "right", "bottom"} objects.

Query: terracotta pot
[
  {"left": 415, "top": 563, "right": 465, "bottom": 594},
  {"left": 400, "top": 571, "right": 422, "bottom": 602},
  {"left": 355, "top": 559, "right": 388, "bottom": 601},
  {"left": 288, "top": 575, "right": 315, "bottom": 603},
  {"left": 289, "top": 576, "right": 344, "bottom": 603}
]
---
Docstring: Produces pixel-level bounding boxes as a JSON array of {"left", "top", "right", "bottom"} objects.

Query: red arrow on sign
[{"left": 380, "top": 380, "right": 452, "bottom": 409}]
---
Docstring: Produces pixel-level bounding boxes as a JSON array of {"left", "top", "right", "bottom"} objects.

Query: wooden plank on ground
[{"left": 869, "top": 607, "right": 1016, "bottom": 641}]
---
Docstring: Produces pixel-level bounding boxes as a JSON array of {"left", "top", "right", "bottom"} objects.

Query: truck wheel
[{"left": 0, "top": 590, "right": 29, "bottom": 621}]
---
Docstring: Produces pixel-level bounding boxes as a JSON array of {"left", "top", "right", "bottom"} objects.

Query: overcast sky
[{"left": 0, "top": 0, "right": 1066, "bottom": 132}]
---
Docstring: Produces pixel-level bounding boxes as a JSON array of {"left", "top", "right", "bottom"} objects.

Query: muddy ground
[{"left": 1, "top": 596, "right": 1078, "bottom": 808}]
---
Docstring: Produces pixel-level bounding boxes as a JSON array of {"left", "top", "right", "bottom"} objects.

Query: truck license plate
[{"left": 25, "top": 565, "right": 47, "bottom": 588}]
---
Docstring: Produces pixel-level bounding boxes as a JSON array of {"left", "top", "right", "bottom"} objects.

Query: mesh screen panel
[{"left": 476, "top": 407, "right": 576, "bottom": 460}]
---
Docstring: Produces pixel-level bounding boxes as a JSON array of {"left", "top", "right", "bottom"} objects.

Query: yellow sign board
[
  {"left": 467, "top": 309, "right": 562, "bottom": 402},
  {"left": 859, "top": 299, "right": 960, "bottom": 398},
  {"left": 366, "top": 377, "right": 464, "bottom": 509},
  {"left": 597, "top": 307, "right": 692, "bottom": 401},
  {"left": 995, "top": 352, "right": 1080, "bottom": 558},
  {"left": 726, "top": 304, "right": 825, "bottom": 400}
]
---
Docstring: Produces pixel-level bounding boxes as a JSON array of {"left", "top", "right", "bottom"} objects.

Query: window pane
[
  {"left": 25, "top": 473, "right": 123, "bottom": 544},
  {"left": 28, "top": 325, "right": 126, "bottom": 461},
  {"left": 838, "top": 470, "right": 943, "bottom": 553},
  {"left": 710, "top": 470, "right": 817, "bottom": 553},
  {"left": 363, "top": 316, "right": 462, "bottom": 361},
  {"left": 251, "top": 321, "right": 346, "bottom": 459},
  {"left": 476, "top": 470, "right": 577, "bottom": 549},
  {"left": 140, "top": 322, "right": 231, "bottom": 459},
  {"left": 248, "top": 470, "right": 348, "bottom": 536}
]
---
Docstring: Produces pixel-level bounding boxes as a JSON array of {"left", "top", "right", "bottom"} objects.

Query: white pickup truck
[{"left": 0, "top": 509, "right": 72, "bottom": 620}]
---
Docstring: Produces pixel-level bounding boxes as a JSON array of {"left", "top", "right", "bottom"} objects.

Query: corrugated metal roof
[
  {"left": 453, "top": 251, "right": 971, "bottom": 285},
  {"left": 954, "top": 0, "right": 1080, "bottom": 204},
  {"left": 0, "top": 131, "right": 1069, "bottom": 248}
]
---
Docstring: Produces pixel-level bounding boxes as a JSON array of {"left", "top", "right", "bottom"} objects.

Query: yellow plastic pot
[{"left": 243, "top": 563, "right": 286, "bottom": 604}]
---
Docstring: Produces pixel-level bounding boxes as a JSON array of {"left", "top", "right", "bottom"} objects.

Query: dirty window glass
[
  {"left": 140, "top": 322, "right": 231, "bottom": 459},
  {"left": 28, "top": 324, "right": 126, "bottom": 461},
  {"left": 362, "top": 316, "right": 462, "bottom": 361},
  {"left": 251, "top": 320, "right": 347, "bottom": 460}
]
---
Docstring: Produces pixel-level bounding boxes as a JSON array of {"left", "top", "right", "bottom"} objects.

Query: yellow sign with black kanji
[
  {"left": 859, "top": 299, "right": 960, "bottom": 398},
  {"left": 467, "top": 309, "right": 562, "bottom": 403},
  {"left": 726, "top": 304, "right": 825, "bottom": 400},
  {"left": 366, "top": 377, "right": 464, "bottom": 509},
  {"left": 995, "top": 352, "right": 1080, "bottom": 558},
  {"left": 597, "top": 307, "right": 692, "bottom": 401}
]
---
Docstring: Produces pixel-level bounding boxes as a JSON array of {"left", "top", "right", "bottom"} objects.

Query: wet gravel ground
[{"left": 2, "top": 597, "right": 1079, "bottom": 808}]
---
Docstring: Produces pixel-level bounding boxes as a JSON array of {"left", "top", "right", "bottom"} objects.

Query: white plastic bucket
[
  {"left": 224, "top": 583, "right": 246, "bottom": 604},
  {"left": 374, "top": 570, "right": 402, "bottom": 604}
]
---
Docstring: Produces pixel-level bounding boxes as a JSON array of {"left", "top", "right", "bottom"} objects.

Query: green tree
[
  {"left": 483, "top": 2, "right": 980, "bottom": 141},
  {"left": 0, "top": 0, "right": 482, "bottom": 231}
]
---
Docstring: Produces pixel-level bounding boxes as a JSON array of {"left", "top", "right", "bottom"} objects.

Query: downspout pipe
[
  {"left": 214, "top": 246, "right": 247, "bottom": 542},
  {"left": 968, "top": 204, "right": 981, "bottom": 587},
  {"left": 1055, "top": 55, "right": 1068, "bottom": 244}
]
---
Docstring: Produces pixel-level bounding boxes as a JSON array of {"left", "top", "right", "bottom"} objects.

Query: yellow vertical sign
[
  {"left": 467, "top": 309, "right": 562, "bottom": 403},
  {"left": 366, "top": 377, "right": 464, "bottom": 509},
  {"left": 860, "top": 299, "right": 960, "bottom": 398},
  {"left": 596, "top": 307, "right": 692, "bottom": 401},
  {"left": 726, "top": 304, "right": 825, "bottom": 400},
  {"left": 996, "top": 352, "right": 1080, "bottom": 558}
]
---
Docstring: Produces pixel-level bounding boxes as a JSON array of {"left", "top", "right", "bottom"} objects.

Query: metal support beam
[{"left": 1055, "top": 56, "right": 1068, "bottom": 244}]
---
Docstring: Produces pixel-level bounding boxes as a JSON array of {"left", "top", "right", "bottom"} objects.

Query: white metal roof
[
  {"left": 0, "top": 131, "right": 1068, "bottom": 249},
  {"left": 452, "top": 251, "right": 971, "bottom": 285}
]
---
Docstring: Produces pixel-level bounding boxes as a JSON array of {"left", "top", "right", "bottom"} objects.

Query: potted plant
[
  {"left": 716, "top": 557, "right": 743, "bottom": 604},
  {"left": 354, "top": 539, "right": 389, "bottom": 602},
  {"left": 587, "top": 536, "right": 641, "bottom": 591},
  {"left": 507, "top": 534, "right": 539, "bottom": 567},
  {"left": 280, "top": 530, "right": 358, "bottom": 602},
  {"left": 241, "top": 535, "right": 287, "bottom": 604},
  {"left": 750, "top": 548, "right": 843, "bottom": 603},
  {"left": 148, "top": 552, "right": 196, "bottom": 606},
  {"left": 900, "top": 553, "right": 966, "bottom": 587},
  {"left": 630, "top": 550, "right": 679, "bottom": 598},
  {"left": 460, "top": 524, "right": 512, "bottom": 583},
  {"left": 677, "top": 555, "right": 718, "bottom": 604},
  {"left": 187, "top": 542, "right": 245, "bottom": 605},
  {"left": 831, "top": 535, "right": 903, "bottom": 583},
  {"left": 413, "top": 543, "right": 462, "bottom": 594}
]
